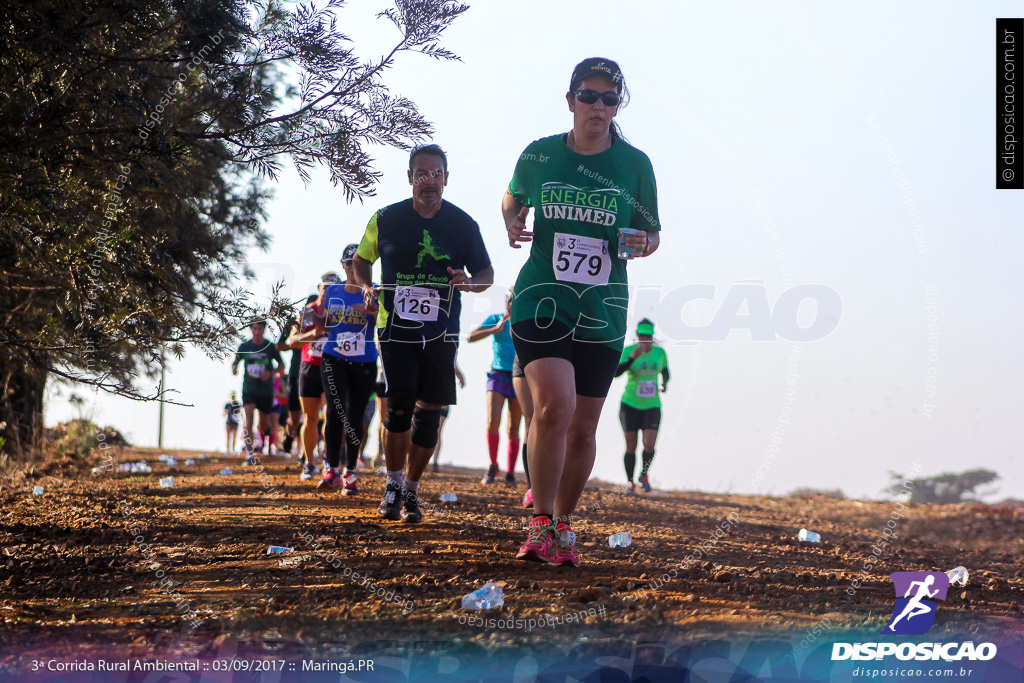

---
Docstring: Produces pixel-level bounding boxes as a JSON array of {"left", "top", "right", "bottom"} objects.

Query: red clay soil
[{"left": 0, "top": 447, "right": 1021, "bottom": 664}]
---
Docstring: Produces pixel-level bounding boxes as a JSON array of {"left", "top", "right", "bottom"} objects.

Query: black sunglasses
[{"left": 573, "top": 89, "right": 622, "bottom": 106}]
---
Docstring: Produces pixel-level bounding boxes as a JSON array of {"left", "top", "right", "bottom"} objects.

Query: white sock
[
  {"left": 404, "top": 477, "right": 419, "bottom": 493},
  {"left": 387, "top": 469, "right": 403, "bottom": 488}
]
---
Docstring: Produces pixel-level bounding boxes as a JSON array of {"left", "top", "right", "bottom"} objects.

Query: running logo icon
[{"left": 882, "top": 571, "right": 949, "bottom": 635}]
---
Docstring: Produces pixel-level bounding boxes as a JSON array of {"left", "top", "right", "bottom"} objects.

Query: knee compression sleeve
[
  {"left": 384, "top": 394, "right": 415, "bottom": 433},
  {"left": 410, "top": 407, "right": 443, "bottom": 449}
]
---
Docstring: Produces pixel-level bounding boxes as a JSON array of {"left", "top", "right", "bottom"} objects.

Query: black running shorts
[
  {"left": 287, "top": 372, "right": 301, "bottom": 412},
  {"left": 511, "top": 318, "right": 620, "bottom": 399},
  {"left": 298, "top": 361, "right": 324, "bottom": 398},
  {"left": 241, "top": 392, "right": 274, "bottom": 414},
  {"left": 619, "top": 403, "right": 662, "bottom": 432},
  {"left": 379, "top": 337, "right": 458, "bottom": 406}
]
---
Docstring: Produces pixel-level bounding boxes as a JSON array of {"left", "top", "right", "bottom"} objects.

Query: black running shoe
[
  {"left": 400, "top": 490, "right": 423, "bottom": 524},
  {"left": 481, "top": 463, "right": 499, "bottom": 484},
  {"left": 377, "top": 481, "right": 403, "bottom": 520}
]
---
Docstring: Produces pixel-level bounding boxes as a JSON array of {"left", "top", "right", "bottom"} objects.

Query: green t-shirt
[
  {"left": 619, "top": 344, "right": 668, "bottom": 410},
  {"left": 507, "top": 134, "right": 660, "bottom": 348},
  {"left": 234, "top": 339, "right": 283, "bottom": 396}
]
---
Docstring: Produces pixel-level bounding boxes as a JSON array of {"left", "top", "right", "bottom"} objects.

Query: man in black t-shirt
[{"left": 354, "top": 143, "right": 493, "bottom": 523}]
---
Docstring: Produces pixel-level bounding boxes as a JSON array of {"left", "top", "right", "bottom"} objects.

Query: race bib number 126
[
  {"left": 553, "top": 233, "right": 610, "bottom": 285},
  {"left": 395, "top": 286, "right": 441, "bottom": 321}
]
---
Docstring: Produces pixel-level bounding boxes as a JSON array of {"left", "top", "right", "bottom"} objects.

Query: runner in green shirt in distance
[{"left": 615, "top": 318, "right": 669, "bottom": 493}]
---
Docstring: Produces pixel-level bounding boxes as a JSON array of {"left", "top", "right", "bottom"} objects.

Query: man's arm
[
  {"left": 466, "top": 265, "right": 493, "bottom": 293},
  {"left": 448, "top": 264, "right": 493, "bottom": 294},
  {"left": 352, "top": 255, "right": 372, "bottom": 289}
]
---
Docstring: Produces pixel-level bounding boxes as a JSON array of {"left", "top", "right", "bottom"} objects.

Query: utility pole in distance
[{"left": 158, "top": 347, "right": 165, "bottom": 449}]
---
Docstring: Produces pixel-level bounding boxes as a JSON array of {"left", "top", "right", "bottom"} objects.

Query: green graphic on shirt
[{"left": 416, "top": 230, "right": 450, "bottom": 267}]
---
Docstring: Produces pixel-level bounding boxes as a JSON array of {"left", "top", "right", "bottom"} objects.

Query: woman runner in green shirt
[
  {"left": 615, "top": 318, "right": 669, "bottom": 493},
  {"left": 502, "top": 57, "right": 661, "bottom": 567}
]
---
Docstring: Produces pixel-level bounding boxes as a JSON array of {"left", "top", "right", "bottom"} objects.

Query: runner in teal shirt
[{"left": 468, "top": 292, "right": 522, "bottom": 487}]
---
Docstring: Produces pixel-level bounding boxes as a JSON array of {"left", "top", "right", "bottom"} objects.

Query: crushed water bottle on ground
[
  {"left": 947, "top": 566, "right": 969, "bottom": 586},
  {"left": 608, "top": 532, "right": 632, "bottom": 548},
  {"left": 798, "top": 529, "right": 821, "bottom": 543},
  {"left": 266, "top": 546, "right": 294, "bottom": 555},
  {"left": 462, "top": 582, "right": 503, "bottom": 610}
]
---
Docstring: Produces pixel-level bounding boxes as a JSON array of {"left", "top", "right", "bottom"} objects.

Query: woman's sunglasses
[{"left": 573, "top": 89, "right": 622, "bottom": 107}]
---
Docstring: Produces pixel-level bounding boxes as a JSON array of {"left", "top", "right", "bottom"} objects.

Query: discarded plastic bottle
[
  {"left": 220, "top": 467, "right": 232, "bottom": 476},
  {"left": 184, "top": 459, "right": 196, "bottom": 466},
  {"left": 798, "top": 529, "right": 821, "bottom": 543},
  {"left": 440, "top": 493, "right": 457, "bottom": 502},
  {"left": 166, "top": 458, "right": 177, "bottom": 467},
  {"left": 266, "top": 546, "right": 294, "bottom": 555},
  {"left": 608, "top": 532, "right": 632, "bottom": 548},
  {"left": 198, "top": 454, "right": 207, "bottom": 460},
  {"left": 462, "top": 582, "right": 504, "bottom": 610},
  {"left": 947, "top": 566, "right": 969, "bottom": 587},
  {"left": 32, "top": 486, "right": 44, "bottom": 495},
  {"left": 159, "top": 477, "right": 175, "bottom": 488}
]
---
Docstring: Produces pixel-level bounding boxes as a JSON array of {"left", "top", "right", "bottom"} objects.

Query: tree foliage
[
  {"left": 885, "top": 468, "right": 1000, "bottom": 504},
  {"left": 0, "top": 0, "right": 467, "bottom": 457}
]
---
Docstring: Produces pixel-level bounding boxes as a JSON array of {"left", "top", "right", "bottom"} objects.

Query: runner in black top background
[{"left": 354, "top": 143, "right": 493, "bottom": 523}]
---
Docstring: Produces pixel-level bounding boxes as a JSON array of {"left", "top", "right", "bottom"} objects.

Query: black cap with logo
[
  {"left": 341, "top": 244, "right": 359, "bottom": 264},
  {"left": 570, "top": 57, "right": 623, "bottom": 91}
]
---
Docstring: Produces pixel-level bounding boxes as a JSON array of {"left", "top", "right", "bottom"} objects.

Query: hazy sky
[{"left": 48, "top": 1, "right": 1024, "bottom": 501}]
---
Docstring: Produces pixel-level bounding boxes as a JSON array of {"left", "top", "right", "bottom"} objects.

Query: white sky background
[{"left": 47, "top": 1, "right": 1024, "bottom": 501}]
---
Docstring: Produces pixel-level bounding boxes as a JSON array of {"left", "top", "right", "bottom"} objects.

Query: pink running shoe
[
  {"left": 341, "top": 470, "right": 358, "bottom": 496},
  {"left": 516, "top": 515, "right": 555, "bottom": 563},
  {"left": 522, "top": 488, "right": 534, "bottom": 508},
  {"left": 317, "top": 467, "right": 342, "bottom": 491},
  {"left": 548, "top": 522, "right": 579, "bottom": 567}
]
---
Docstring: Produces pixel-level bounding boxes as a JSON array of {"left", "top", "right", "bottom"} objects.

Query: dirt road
[{"left": 1, "top": 447, "right": 1021, "bottom": 666}]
